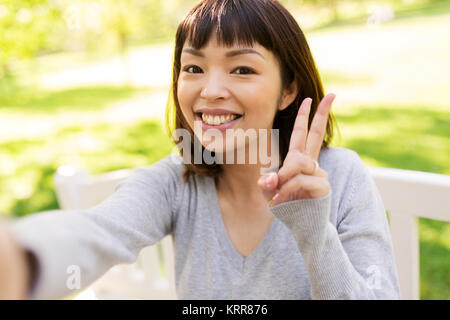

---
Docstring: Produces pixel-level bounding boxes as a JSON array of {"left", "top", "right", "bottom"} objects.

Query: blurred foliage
[
  {"left": 0, "top": 0, "right": 199, "bottom": 88},
  {"left": 2, "top": 0, "right": 449, "bottom": 95},
  {"left": 333, "top": 104, "right": 450, "bottom": 174},
  {"left": 0, "top": 0, "right": 65, "bottom": 80},
  {"left": 2, "top": 0, "right": 448, "bottom": 84}
]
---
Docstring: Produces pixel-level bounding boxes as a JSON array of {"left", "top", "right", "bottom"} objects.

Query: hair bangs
[{"left": 180, "top": 0, "right": 274, "bottom": 50}]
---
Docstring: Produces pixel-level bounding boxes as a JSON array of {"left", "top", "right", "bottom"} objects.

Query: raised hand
[{"left": 258, "top": 93, "right": 336, "bottom": 206}]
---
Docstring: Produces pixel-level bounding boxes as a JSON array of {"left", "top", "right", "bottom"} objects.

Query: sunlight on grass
[
  {"left": 0, "top": 85, "right": 150, "bottom": 114},
  {"left": 311, "top": 10, "right": 450, "bottom": 110},
  {"left": 0, "top": 120, "right": 173, "bottom": 217},
  {"left": 419, "top": 217, "right": 450, "bottom": 299},
  {"left": 321, "top": 70, "right": 374, "bottom": 86}
]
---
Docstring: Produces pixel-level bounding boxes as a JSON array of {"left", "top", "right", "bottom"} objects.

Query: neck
[
  {"left": 214, "top": 129, "right": 280, "bottom": 203},
  {"left": 216, "top": 162, "right": 263, "bottom": 203}
]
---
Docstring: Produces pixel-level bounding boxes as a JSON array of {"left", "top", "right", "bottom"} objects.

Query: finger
[
  {"left": 277, "top": 150, "right": 317, "bottom": 186},
  {"left": 288, "top": 98, "right": 312, "bottom": 153},
  {"left": 305, "top": 93, "right": 335, "bottom": 160},
  {"left": 257, "top": 172, "right": 280, "bottom": 202},
  {"left": 272, "top": 174, "right": 329, "bottom": 205}
]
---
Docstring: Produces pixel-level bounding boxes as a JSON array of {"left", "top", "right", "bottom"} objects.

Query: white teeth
[{"left": 201, "top": 113, "right": 238, "bottom": 125}]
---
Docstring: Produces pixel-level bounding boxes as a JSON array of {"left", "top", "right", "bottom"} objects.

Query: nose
[{"left": 200, "top": 71, "right": 230, "bottom": 102}]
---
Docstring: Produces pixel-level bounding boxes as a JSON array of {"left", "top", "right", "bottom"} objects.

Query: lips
[
  {"left": 194, "top": 107, "right": 243, "bottom": 116},
  {"left": 192, "top": 107, "right": 243, "bottom": 132}
]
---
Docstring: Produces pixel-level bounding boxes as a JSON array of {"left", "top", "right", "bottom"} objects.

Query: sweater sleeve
[
  {"left": 269, "top": 153, "right": 401, "bottom": 299},
  {"left": 6, "top": 156, "right": 183, "bottom": 300}
]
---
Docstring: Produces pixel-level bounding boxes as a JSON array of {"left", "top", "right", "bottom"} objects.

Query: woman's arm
[
  {"left": 4, "top": 156, "right": 183, "bottom": 300},
  {"left": 270, "top": 152, "right": 401, "bottom": 299}
]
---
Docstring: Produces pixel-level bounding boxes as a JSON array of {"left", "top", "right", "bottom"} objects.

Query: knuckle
[
  {"left": 295, "top": 150, "right": 305, "bottom": 160},
  {"left": 321, "top": 179, "right": 330, "bottom": 191},
  {"left": 297, "top": 157, "right": 308, "bottom": 170},
  {"left": 309, "top": 125, "right": 323, "bottom": 136},
  {"left": 277, "top": 166, "right": 287, "bottom": 178},
  {"left": 287, "top": 149, "right": 300, "bottom": 161},
  {"left": 294, "top": 122, "right": 307, "bottom": 132},
  {"left": 291, "top": 150, "right": 305, "bottom": 164},
  {"left": 298, "top": 154, "right": 313, "bottom": 169},
  {"left": 316, "top": 167, "right": 326, "bottom": 176}
]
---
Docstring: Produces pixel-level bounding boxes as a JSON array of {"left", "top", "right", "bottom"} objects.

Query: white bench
[
  {"left": 53, "top": 164, "right": 450, "bottom": 300},
  {"left": 368, "top": 167, "right": 450, "bottom": 300}
]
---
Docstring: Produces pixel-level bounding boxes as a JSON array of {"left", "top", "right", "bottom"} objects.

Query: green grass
[
  {"left": 332, "top": 104, "right": 450, "bottom": 174},
  {"left": 0, "top": 120, "right": 173, "bottom": 218},
  {"left": 0, "top": 85, "right": 150, "bottom": 114},
  {"left": 321, "top": 72, "right": 374, "bottom": 86},
  {"left": 418, "top": 218, "right": 450, "bottom": 299}
]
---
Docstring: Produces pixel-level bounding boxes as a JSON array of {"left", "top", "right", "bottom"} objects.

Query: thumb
[{"left": 257, "top": 172, "right": 280, "bottom": 203}]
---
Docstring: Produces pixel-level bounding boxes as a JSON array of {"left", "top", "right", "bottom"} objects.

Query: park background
[{"left": 0, "top": 0, "right": 448, "bottom": 299}]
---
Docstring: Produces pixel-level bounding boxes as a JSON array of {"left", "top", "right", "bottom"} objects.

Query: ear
[{"left": 278, "top": 78, "right": 299, "bottom": 111}]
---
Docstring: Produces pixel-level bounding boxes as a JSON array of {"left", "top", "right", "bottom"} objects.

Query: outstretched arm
[{"left": 3, "top": 157, "right": 182, "bottom": 299}]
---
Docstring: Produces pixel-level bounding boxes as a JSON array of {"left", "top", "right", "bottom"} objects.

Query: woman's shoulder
[
  {"left": 318, "top": 146, "right": 369, "bottom": 183},
  {"left": 150, "top": 153, "right": 186, "bottom": 175},
  {"left": 319, "top": 146, "right": 363, "bottom": 167},
  {"left": 122, "top": 154, "right": 186, "bottom": 190}
]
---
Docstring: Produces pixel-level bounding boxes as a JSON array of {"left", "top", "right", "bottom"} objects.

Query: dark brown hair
[{"left": 165, "top": 0, "right": 338, "bottom": 182}]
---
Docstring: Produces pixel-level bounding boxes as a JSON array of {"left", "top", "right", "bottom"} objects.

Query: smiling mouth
[{"left": 195, "top": 112, "right": 243, "bottom": 126}]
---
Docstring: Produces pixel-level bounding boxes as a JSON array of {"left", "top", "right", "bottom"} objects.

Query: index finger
[
  {"left": 288, "top": 97, "right": 312, "bottom": 153},
  {"left": 305, "top": 93, "right": 335, "bottom": 159}
]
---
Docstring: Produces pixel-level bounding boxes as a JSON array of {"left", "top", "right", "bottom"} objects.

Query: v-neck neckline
[{"left": 206, "top": 176, "right": 277, "bottom": 273}]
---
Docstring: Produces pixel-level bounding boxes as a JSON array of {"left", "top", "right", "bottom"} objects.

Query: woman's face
[{"left": 177, "top": 37, "right": 297, "bottom": 159}]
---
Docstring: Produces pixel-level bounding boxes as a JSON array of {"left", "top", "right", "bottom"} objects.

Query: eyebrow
[{"left": 182, "top": 48, "right": 264, "bottom": 59}]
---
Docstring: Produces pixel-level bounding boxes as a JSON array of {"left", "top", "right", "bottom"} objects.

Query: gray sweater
[{"left": 9, "top": 147, "right": 401, "bottom": 299}]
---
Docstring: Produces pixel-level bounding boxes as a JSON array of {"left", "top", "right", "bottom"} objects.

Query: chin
[{"left": 203, "top": 140, "right": 254, "bottom": 164}]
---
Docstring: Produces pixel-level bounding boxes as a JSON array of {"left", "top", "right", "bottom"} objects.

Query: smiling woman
[
  {"left": 3, "top": 0, "right": 401, "bottom": 300},
  {"left": 168, "top": 0, "right": 336, "bottom": 180}
]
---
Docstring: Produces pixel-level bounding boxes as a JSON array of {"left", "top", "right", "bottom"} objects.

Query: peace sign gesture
[{"left": 258, "top": 93, "right": 336, "bottom": 206}]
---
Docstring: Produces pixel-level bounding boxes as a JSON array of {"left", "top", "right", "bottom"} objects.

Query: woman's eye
[
  {"left": 182, "top": 65, "right": 254, "bottom": 75},
  {"left": 233, "top": 67, "right": 255, "bottom": 75},
  {"left": 184, "top": 65, "right": 203, "bottom": 73}
]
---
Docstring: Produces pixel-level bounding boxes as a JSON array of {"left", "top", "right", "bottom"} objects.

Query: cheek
[
  {"left": 177, "top": 81, "right": 196, "bottom": 124},
  {"left": 235, "top": 82, "right": 279, "bottom": 124}
]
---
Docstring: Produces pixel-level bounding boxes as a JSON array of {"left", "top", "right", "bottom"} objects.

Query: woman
[{"left": 1, "top": 0, "right": 400, "bottom": 299}]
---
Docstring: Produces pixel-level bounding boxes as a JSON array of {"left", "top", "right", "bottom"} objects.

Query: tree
[{"left": 0, "top": 0, "right": 65, "bottom": 84}]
